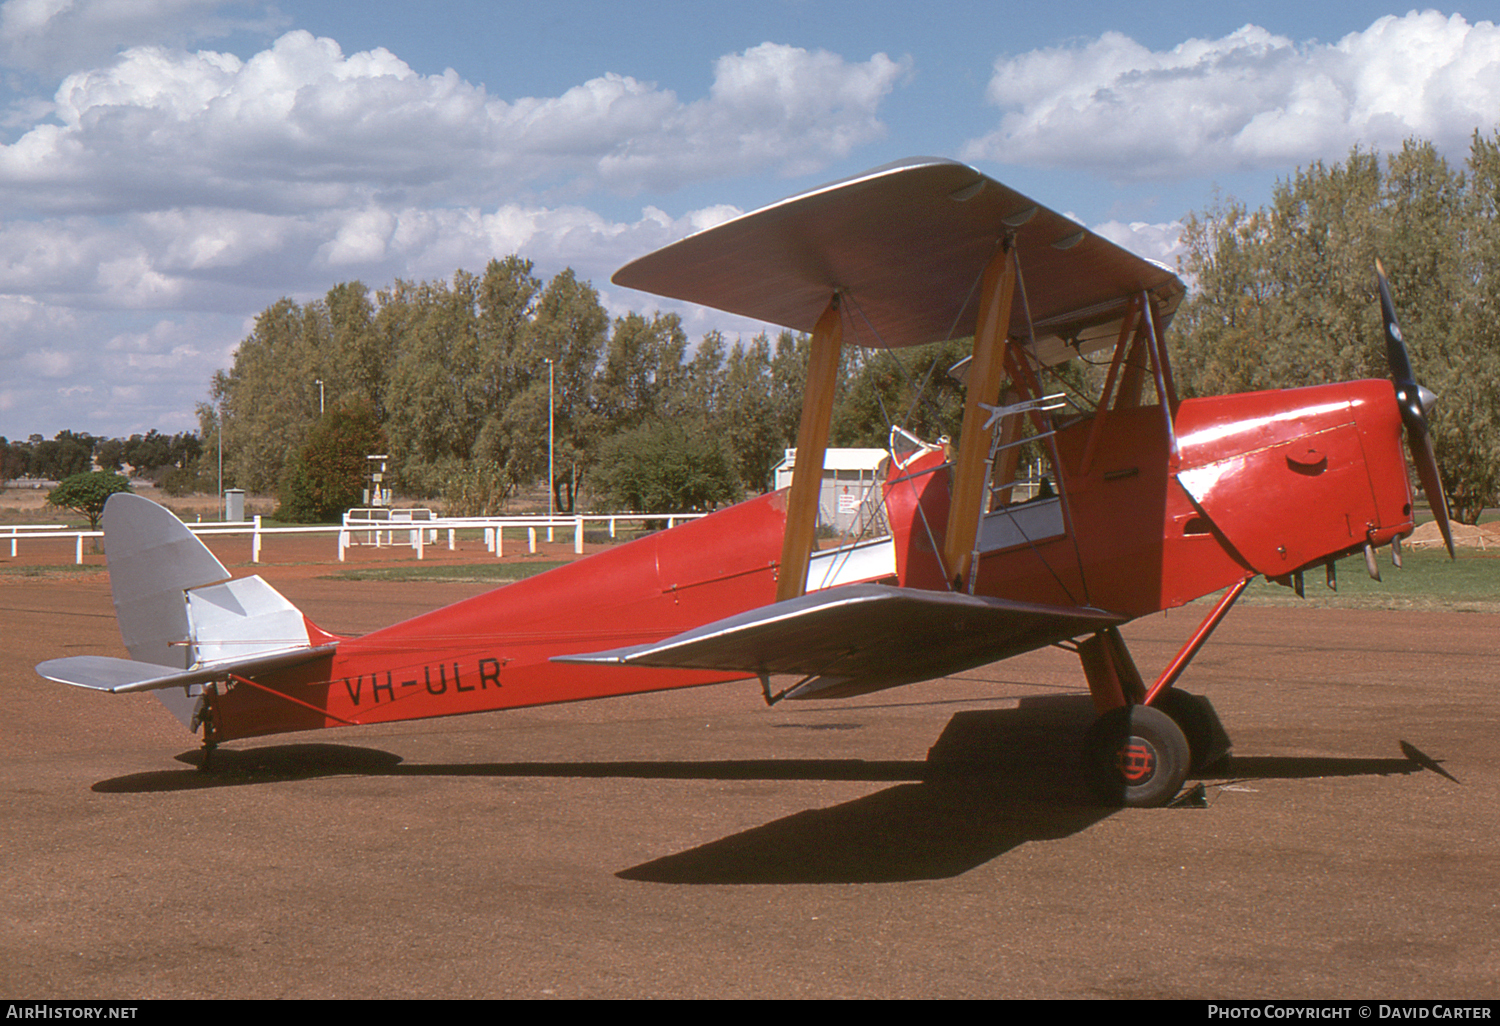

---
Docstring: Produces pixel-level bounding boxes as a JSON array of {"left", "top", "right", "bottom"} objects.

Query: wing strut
[
  {"left": 943, "top": 238, "right": 1017, "bottom": 587},
  {"left": 777, "top": 295, "right": 844, "bottom": 601}
]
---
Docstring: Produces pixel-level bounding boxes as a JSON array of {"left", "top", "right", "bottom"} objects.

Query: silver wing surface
[
  {"left": 555, "top": 583, "right": 1125, "bottom": 700},
  {"left": 37, "top": 645, "right": 338, "bottom": 694},
  {"left": 612, "top": 157, "right": 1184, "bottom": 364}
]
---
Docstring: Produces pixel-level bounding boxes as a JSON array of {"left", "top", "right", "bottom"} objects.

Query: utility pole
[{"left": 546, "top": 357, "right": 555, "bottom": 542}]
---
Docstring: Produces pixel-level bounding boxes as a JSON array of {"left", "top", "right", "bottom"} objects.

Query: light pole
[{"left": 546, "top": 357, "right": 555, "bottom": 542}]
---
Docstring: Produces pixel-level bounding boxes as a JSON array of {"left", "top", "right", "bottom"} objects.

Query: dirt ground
[{"left": 2, "top": 531, "right": 1498, "bottom": 999}]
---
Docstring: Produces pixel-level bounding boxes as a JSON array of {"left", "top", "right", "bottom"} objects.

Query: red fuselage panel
[
  {"left": 1175, "top": 380, "right": 1413, "bottom": 575},
  {"left": 208, "top": 492, "right": 790, "bottom": 740}
]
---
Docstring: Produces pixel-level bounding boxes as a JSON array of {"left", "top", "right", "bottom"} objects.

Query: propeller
[{"left": 1376, "top": 259, "right": 1454, "bottom": 559}]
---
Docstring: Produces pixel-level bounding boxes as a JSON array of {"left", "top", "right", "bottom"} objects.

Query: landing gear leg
[
  {"left": 194, "top": 691, "right": 221, "bottom": 773},
  {"left": 1077, "top": 626, "right": 1192, "bottom": 807}
]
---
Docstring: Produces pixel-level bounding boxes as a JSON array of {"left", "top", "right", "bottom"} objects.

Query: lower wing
[{"left": 555, "top": 583, "right": 1125, "bottom": 700}]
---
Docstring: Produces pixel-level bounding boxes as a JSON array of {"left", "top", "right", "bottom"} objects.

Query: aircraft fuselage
[{"left": 199, "top": 379, "right": 1415, "bottom": 744}]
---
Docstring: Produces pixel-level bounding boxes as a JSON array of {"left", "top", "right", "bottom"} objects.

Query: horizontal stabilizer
[
  {"left": 555, "top": 583, "right": 1124, "bottom": 698},
  {"left": 37, "top": 645, "right": 337, "bottom": 694}
]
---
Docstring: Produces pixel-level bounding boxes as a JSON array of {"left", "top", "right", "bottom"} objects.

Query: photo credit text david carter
[{"left": 1208, "top": 1007, "right": 1493, "bottom": 1020}]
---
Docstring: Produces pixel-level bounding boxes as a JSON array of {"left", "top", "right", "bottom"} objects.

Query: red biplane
[{"left": 37, "top": 158, "right": 1453, "bottom": 806}]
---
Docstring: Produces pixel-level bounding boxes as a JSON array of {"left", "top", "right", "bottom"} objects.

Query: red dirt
[{"left": 3, "top": 544, "right": 1498, "bottom": 998}]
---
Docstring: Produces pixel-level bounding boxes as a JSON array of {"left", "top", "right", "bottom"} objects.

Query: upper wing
[
  {"left": 555, "top": 583, "right": 1124, "bottom": 700},
  {"left": 612, "top": 157, "right": 1184, "bottom": 363}
]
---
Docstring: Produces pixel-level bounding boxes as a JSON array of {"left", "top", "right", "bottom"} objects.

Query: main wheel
[{"left": 1084, "top": 704, "right": 1189, "bottom": 808}]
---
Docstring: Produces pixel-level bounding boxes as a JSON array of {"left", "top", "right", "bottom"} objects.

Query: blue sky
[{"left": 1, "top": 0, "right": 1498, "bottom": 439}]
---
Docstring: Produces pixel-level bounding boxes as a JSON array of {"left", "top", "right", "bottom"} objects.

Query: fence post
[
  {"left": 527, "top": 527, "right": 536, "bottom": 553},
  {"left": 75, "top": 533, "right": 83, "bottom": 564},
  {"left": 574, "top": 516, "right": 584, "bottom": 555},
  {"left": 252, "top": 516, "right": 262, "bottom": 563}
]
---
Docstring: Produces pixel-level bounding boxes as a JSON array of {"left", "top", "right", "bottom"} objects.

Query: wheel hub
[{"left": 1115, "top": 737, "right": 1157, "bottom": 784}]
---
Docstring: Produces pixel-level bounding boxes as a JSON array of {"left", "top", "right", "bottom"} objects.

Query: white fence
[{"left": 3, "top": 511, "right": 707, "bottom": 565}]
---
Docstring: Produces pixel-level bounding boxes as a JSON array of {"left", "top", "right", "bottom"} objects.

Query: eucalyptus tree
[{"left": 1174, "top": 133, "right": 1500, "bottom": 523}]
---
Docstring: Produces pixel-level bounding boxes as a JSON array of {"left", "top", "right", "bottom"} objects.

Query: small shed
[{"left": 772, "top": 447, "right": 889, "bottom": 535}]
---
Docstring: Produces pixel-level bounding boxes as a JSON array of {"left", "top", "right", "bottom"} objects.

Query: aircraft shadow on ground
[{"left": 88, "top": 695, "right": 1453, "bottom": 884}]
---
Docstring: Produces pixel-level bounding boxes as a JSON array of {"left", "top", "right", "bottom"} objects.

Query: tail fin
[{"left": 35, "top": 493, "right": 337, "bottom": 728}]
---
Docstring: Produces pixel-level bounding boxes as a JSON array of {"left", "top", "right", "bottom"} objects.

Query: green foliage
[
  {"left": 119, "top": 430, "right": 201, "bottom": 477},
  {"left": 379, "top": 258, "right": 608, "bottom": 511},
  {"left": 713, "top": 331, "right": 812, "bottom": 494},
  {"left": 441, "top": 461, "right": 511, "bottom": 517},
  {"left": 276, "top": 403, "right": 386, "bottom": 522},
  {"left": 1175, "top": 134, "right": 1500, "bottom": 523},
  {"left": 592, "top": 419, "right": 739, "bottom": 513},
  {"left": 327, "top": 561, "right": 568, "bottom": 583},
  {"left": 207, "top": 254, "right": 995, "bottom": 515},
  {"left": 595, "top": 311, "right": 688, "bottom": 430},
  {"left": 46, "top": 472, "right": 133, "bottom": 530},
  {"left": 3, "top": 431, "right": 203, "bottom": 489},
  {"left": 0, "top": 438, "right": 26, "bottom": 482},
  {"left": 831, "top": 338, "right": 969, "bottom": 449},
  {"left": 160, "top": 466, "right": 217, "bottom": 497},
  {"left": 18, "top": 431, "right": 98, "bottom": 480}
]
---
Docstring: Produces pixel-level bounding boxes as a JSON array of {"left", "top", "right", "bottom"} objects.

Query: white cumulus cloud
[
  {"left": 0, "top": 20, "right": 912, "bottom": 435},
  {"left": 964, "top": 11, "right": 1500, "bottom": 181},
  {"left": 0, "top": 31, "right": 909, "bottom": 215}
]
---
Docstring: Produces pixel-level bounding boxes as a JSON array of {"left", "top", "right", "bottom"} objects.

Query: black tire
[
  {"left": 1083, "top": 704, "right": 1189, "bottom": 808},
  {"left": 1151, "top": 688, "right": 1218, "bottom": 772}
]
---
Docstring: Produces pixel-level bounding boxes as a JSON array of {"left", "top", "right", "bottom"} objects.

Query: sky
[{"left": 1, "top": 0, "right": 1498, "bottom": 440}]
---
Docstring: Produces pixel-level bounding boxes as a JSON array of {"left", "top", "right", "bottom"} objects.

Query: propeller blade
[
  {"left": 1375, "top": 260, "right": 1455, "bottom": 559},
  {"left": 1411, "top": 424, "right": 1456, "bottom": 559}
]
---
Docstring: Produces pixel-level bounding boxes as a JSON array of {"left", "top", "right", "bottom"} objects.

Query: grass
[
  {"left": 1235, "top": 547, "right": 1500, "bottom": 612},
  {"left": 322, "top": 560, "right": 571, "bottom": 583},
  {"left": 0, "top": 563, "right": 102, "bottom": 578},
  {"left": 324, "top": 548, "right": 1499, "bottom": 608}
]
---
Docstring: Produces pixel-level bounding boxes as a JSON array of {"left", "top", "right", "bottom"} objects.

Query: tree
[
  {"left": 718, "top": 333, "right": 781, "bottom": 493},
  {"left": 831, "top": 338, "right": 968, "bottom": 449},
  {"left": 595, "top": 311, "right": 688, "bottom": 431},
  {"left": 592, "top": 419, "right": 739, "bottom": 513},
  {"left": 213, "top": 298, "right": 320, "bottom": 493},
  {"left": 0, "top": 438, "right": 27, "bottom": 482},
  {"left": 1175, "top": 134, "right": 1500, "bottom": 523},
  {"left": 28, "top": 431, "right": 97, "bottom": 480},
  {"left": 529, "top": 268, "right": 608, "bottom": 512},
  {"left": 277, "top": 403, "right": 386, "bottom": 522},
  {"left": 47, "top": 472, "right": 132, "bottom": 530}
]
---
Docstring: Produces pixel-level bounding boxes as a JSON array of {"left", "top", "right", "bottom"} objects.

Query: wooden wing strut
[
  {"left": 943, "top": 240, "right": 1017, "bottom": 587},
  {"left": 777, "top": 296, "right": 844, "bottom": 601}
]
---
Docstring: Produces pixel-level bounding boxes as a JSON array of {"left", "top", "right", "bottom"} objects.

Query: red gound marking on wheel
[{"left": 1116, "top": 740, "right": 1157, "bottom": 783}]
